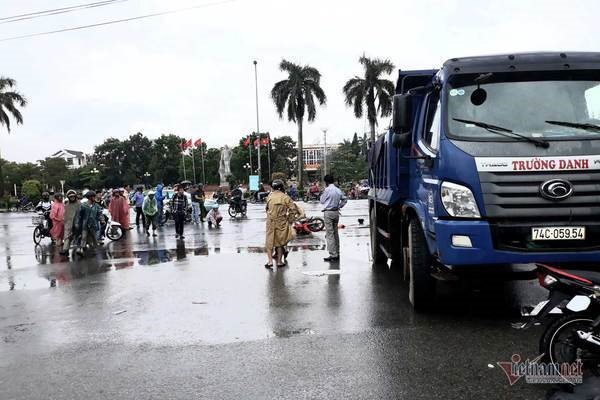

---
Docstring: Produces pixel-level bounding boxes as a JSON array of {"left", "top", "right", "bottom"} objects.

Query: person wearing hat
[
  {"left": 61, "top": 190, "right": 81, "bottom": 255},
  {"left": 143, "top": 190, "right": 159, "bottom": 237},
  {"left": 78, "top": 191, "right": 101, "bottom": 254},
  {"left": 264, "top": 179, "right": 303, "bottom": 269}
]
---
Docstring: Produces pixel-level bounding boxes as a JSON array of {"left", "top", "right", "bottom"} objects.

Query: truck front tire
[{"left": 407, "top": 217, "right": 436, "bottom": 310}]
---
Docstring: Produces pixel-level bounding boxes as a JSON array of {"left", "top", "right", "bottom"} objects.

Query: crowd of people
[{"left": 31, "top": 176, "right": 348, "bottom": 265}]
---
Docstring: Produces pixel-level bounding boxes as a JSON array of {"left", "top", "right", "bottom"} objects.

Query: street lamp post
[
  {"left": 321, "top": 128, "right": 328, "bottom": 177},
  {"left": 253, "top": 60, "right": 261, "bottom": 182}
]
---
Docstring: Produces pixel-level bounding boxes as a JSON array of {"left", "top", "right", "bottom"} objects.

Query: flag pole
[
  {"left": 267, "top": 132, "right": 272, "bottom": 181},
  {"left": 182, "top": 151, "right": 187, "bottom": 181},
  {"left": 201, "top": 144, "right": 206, "bottom": 184},
  {"left": 192, "top": 147, "right": 197, "bottom": 183}
]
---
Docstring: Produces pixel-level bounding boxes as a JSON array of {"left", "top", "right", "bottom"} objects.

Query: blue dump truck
[{"left": 369, "top": 52, "right": 600, "bottom": 309}]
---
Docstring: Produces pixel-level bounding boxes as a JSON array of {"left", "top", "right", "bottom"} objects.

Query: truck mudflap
[{"left": 434, "top": 220, "right": 600, "bottom": 266}]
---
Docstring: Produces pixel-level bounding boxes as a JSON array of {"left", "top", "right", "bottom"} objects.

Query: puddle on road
[{"left": 2, "top": 243, "right": 328, "bottom": 292}]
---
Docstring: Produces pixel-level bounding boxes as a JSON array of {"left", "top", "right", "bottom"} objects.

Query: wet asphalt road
[{"left": 0, "top": 200, "right": 554, "bottom": 399}]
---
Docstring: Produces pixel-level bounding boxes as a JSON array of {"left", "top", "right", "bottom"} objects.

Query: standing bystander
[
  {"left": 143, "top": 191, "right": 159, "bottom": 237},
  {"left": 171, "top": 185, "right": 188, "bottom": 239},
  {"left": 134, "top": 187, "right": 146, "bottom": 228},
  {"left": 320, "top": 175, "right": 347, "bottom": 262}
]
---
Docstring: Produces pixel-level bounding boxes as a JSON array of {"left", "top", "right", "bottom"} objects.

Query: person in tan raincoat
[{"left": 265, "top": 179, "right": 303, "bottom": 268}]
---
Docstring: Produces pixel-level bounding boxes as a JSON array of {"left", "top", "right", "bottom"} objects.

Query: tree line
[{"left": 1, "top": 54, "right": 396, "bottom": 195}]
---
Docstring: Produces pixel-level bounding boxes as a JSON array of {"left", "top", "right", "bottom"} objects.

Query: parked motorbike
[
  {"left": 213, "top": 191, "right": 227, "bottom": 204},
  {"left": 11, "top": 202, "right": 34, "bottom": 212},
  {"left": 32, "top": 212, "right": 52, "bottom": 245},
  {"left": 515, "top": 263, "right": 600, "bottom": 377},
  {"left": 293, "top": 216, "right": 325, "bottom": 235},
  {"left": 303, "top": 191, "right": 321, "bottom": 202},
  {"left": 249, "top": 191, "right": 268, "bottom": 204},
  {"left": 228, "top": 198, "right": 247, "bottom": 218}
]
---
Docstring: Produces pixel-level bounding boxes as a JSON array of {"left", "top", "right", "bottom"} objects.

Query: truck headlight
[{"left": 440, "top": 182, "right": 481, "bottom": 218}]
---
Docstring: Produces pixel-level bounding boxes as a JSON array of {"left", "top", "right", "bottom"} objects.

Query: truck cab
[{"left": 369, "top": 52, "right": 600, "bottom": 309}]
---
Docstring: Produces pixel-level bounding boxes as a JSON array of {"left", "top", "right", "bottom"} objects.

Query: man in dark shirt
[{"left": 171, "top": 185, "right": 188, "bottom": 239}]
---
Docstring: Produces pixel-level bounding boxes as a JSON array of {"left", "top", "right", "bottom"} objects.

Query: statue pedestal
[{"left": 220, "top": 178, "right": 229, "bottom": 187}]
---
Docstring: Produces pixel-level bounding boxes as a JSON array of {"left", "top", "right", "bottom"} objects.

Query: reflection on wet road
[{"left": 0, "top": 200, "right": 549, "bottom": 399}]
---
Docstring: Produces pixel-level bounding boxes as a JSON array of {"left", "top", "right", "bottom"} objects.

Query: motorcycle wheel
[
  {"left": 106, "top": 225, "right": 124, "bottom": 241},
  {"left": 307, "top": 217, "right": 325, "bottom": 232},
  {"left": 241, "top": 204, "right": 247, "bottom": 217},
  {"left": 33, "top": 226, "right": 43, "bottom": 245},
  {"left": 540, "top": 315, "right": 599, "bottom": 377},
  {"left": 228, "top": 205, "right": 237, "bottom": 218}
]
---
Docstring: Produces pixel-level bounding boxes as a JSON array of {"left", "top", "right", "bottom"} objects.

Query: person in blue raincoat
[{"left": 155, "top": 183, "right": 165, "bottom": 226}]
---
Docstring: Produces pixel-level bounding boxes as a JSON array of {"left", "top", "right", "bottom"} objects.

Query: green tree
[
  {"left": 343, "top": 56, "right": 395, "bottom": 141},
  {"left": 270, "top": 135, "right": 296, "bottom": 178},
  {"left": 94, "top": 138, "right": 126, "bottom": 187},
  {"left": 122, "top": 132, "right": 153, "bottom": 183},
  {"left": 150, "top": 134, "right": 185, "bottom": 185},
  {"left": 22, "top": 179, "right": 42, "bottom": 204},
  {"left": 40, "top": 157, "right": 69, "bottom": 191},
  {"left": 203, "top": 148, "right": 221, "bottom": 185},
  {"left": 0, "top": 77, "right": 27, "bottom": 195},
  {"left": 271, "top": 59, "right": 326, "bottom": 188},
  {"left": 329, "top": 140, "right": 369, "bottom": 183}
]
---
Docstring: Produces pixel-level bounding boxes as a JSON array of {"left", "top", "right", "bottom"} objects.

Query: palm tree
[
  {"left": 271, "top": 59, "right": 326, "bottom": 188},
  {"left": 0, "top": 77, "right": 27, "bottom": 195},
  {"left": 343, "top": 56, "right": 395, "bottom": 141}
]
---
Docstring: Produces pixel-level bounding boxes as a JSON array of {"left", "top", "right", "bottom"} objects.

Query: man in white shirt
[{"left": 319, "top": 175, "right": 347, "bottom": 262}]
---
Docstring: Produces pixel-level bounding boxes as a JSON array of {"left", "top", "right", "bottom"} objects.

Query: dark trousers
[
  {"left": 135, "top": 206, "right": 146, "bottom": 226},
  {"left": 145, "top": 213, "right": 157, "bottom": 231},
  {"left": 174, "top": 212, "right": 185, "bottom": 236}
]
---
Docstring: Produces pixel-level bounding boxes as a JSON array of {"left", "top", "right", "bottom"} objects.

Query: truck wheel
[
  {"left": 407, "top": 217, "right": 436, "bottom": 310},
  {"left": 370, "top": 207, "right": 387, "bottom": 264}
]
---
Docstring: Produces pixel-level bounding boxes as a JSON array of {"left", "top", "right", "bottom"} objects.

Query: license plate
[{"left": 531, "top": 227, "right": 585, "bottom": 240}]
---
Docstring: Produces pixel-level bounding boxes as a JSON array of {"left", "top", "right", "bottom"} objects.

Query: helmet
[
  {"left": 148, "top": 190, "right": 155, "bottom": 195},
  {"left": 42, "top": 192, "right": 50, "bottom": 200},
  {"left": 66, "top": 189, "right": 77, "bottom": 197},
  {"left": 85, "top": 190, "right": 96, "bottom": 199},
  {"left": 272, "top": 179, "right": 285, "bottom": 191}
]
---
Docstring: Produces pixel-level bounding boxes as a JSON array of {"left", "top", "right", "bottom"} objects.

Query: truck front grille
[{"left": 479, "top": 170, "right": 600, "bottom": 218}]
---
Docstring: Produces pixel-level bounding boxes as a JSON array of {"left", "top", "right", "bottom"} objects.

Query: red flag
[
  {"left": 181, "top": 139, "right": 192, "bottom": 151},
  {"left": 254, "top": 138, "right": 260, "bottom": 149},
  {"left": 180, "top": 140, "right": 187, "bottom": 150},
  {"left": 194, "top": 138, "right": 202, "bottom": 148},
  {"left": 261, "top": 137, "right": 270, "bottom": 145},
  {"left": 243, "top": 137, "right": 250, "bottom": 147}
]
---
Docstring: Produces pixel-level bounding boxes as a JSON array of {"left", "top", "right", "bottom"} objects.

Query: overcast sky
[{"left": 1, "top": 0, "right": 600, "bottom": 162}]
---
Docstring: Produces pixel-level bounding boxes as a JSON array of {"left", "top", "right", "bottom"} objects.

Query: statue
[{"left": 219, "top": 145, "right": 232, "bottom": 186}]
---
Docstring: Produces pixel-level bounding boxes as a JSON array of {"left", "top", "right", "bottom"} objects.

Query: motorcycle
[
  {"left": 293, "top": 216, "right": 325, "bottom": 235},
  {"left": 515, "top": 263, "right": 600, "bottom": 377},
  {"left": 32, "top": 212, "right": 52, "bottom": 245},
  {"left": 103, "top": 209, "right": 124, "bottom": 241},
  {"left": 213, "top": 191, "right": 227, "bottom": 204},
  {"left": 228, "top": 198, "right": 247, "bottom": 218},
  {"left": 303, "top": 191, "right": 321, "bottom": 202}
]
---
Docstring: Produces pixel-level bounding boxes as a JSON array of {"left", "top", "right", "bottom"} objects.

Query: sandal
[
  {"left": 277, "top": 263, "right": 286, "bottom": 268},
  {"left": 264, "top": 264, "right": 273, "bottom": 269}
]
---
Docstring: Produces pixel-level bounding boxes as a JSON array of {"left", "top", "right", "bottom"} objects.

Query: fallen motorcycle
[
  {"left": 515, "top": 263, "right": 600, "bottom": 379},
  {"left": 293, "top": 216, "right": 325, "bottom": 235}
]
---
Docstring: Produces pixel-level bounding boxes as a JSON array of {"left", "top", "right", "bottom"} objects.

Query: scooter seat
[{"left": 562, "top": 269, "right": 600, "bottom": 285}]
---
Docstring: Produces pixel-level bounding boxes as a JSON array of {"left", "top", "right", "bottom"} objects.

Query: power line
[
  {"left": 1, "top": 0, "right": 129, "bottom": 25},
  {"left": 0, "top": 0, "right": 238, "bottom": 42},
  {"left": 0, "top": 0, "right": 124, "bottom": 22}
]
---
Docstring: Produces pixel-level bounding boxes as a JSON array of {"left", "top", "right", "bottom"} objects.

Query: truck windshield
[{"left": 446, "top": 70, "right": 600, "bottom": 141}]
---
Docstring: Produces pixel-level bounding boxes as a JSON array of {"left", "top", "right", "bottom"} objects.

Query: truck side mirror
[
  {"left": 392, "top": 94, "right": 412, "bottom": 148},
  {"left": 392, "top": 94, "right": 412, "bottom": 134}
]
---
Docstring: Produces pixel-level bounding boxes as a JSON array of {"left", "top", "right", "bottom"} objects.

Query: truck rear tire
[
  {"left": 370, "top": 207, "right": 387, "bottom": 264},
  {"left": 407, "top": 217, "right": 436, "bottom": 310}
]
